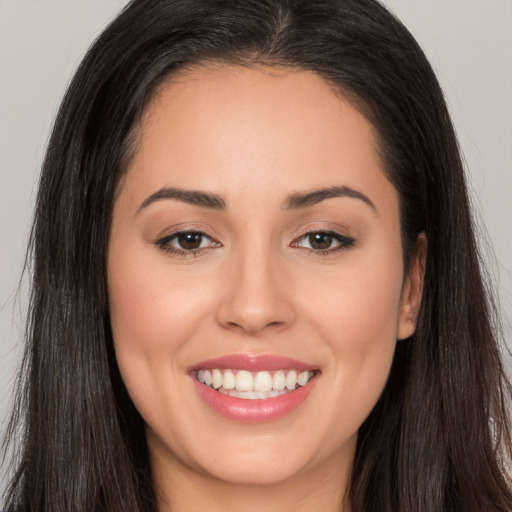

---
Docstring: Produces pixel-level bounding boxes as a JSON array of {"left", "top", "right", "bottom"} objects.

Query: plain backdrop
[{"left": 1, "top": 0, "right": 511, "bottom": 491}]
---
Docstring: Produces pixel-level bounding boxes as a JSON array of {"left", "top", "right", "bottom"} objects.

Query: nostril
[
  {"left": 222, "top": 318, "right": 289, "bottom": 336},
  {"left": 215, "top": 276, "right": 296, "bottom": 334}
]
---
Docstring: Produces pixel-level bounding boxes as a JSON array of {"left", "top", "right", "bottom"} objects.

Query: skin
[{"left": 108, "top": 65, "right": 425, "bottom": 512}]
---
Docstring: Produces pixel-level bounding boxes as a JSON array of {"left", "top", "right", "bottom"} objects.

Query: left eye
[{"left": 292, "top": 231, "right": 355, "bottom": 252}]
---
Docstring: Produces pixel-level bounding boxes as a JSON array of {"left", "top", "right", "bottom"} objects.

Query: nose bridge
[{"left": 216, "top": 230, "right": 295, "bottom": 335}]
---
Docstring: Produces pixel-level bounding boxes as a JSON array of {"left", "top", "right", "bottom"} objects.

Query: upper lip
[{"left": 188, "top": 354, "right": 318, "bottom": 373}]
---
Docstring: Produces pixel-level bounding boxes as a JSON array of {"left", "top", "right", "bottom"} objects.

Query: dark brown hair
[{"left": 3, "top": 0, "right": 511, "bottom": 510}]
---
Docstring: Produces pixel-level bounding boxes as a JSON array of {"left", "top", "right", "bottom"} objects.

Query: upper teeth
[{"left": 196, "top": 369, "right": 314, "bottom": 393}]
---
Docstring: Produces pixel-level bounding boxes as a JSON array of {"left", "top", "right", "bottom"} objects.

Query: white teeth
[
  {"left": 227, "top": 389, "right": 289, "bottom": 400},
  {"left": 297, "top": 370, "right": 310, "bottom": 386},
  {"left": 212, "top": 369, "right": 223, "bottom": 389},
  {"left": 286, "top": 370, "right": 298, "bottom": 390},
  {"left": 235, "top": 370, "right": 253, "bottom": 391},
  {"left": 254, "top": 371, "right": 273, "bottom": 392},
  {"left": 223, "top": 369, "right": 236, "bottom": 390},
  {"left": 195, "top": 368, "right": 315, "bottom": 397},
  {"left": 273, "top": 370, "right": 286, "bottom": 391}
]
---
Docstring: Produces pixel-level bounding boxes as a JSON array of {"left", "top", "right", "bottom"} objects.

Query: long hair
[{"left": 3, "top": 0, "right": 511, "bottom": 510}]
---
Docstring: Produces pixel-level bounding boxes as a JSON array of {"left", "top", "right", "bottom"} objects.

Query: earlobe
[{"left": 397, "top": 233, "right": 427, "bottom": 340}]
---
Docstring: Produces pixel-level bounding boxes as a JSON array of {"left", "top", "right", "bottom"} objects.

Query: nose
[{"left": 216, "top": 244, "right": 296, "bottom": 336}]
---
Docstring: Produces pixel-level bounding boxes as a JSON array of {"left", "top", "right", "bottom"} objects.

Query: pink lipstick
[{"left": 189, "top": 354, "right": 319, "bottom": 423}]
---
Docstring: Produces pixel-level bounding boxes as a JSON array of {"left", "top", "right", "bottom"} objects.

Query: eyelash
[
  {"left": 155, "top": 229, "right": 356, "bottom": 257},
  {"left": 155, "top": 230, "right": 219, "bottom": 258},
  {"left": 291, "top": 229, "right": 356, "bottom": 255}
]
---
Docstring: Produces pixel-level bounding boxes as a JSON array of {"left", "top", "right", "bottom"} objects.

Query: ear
[{"left": 397, "top": 233, "right": 427, "bottom": 340}]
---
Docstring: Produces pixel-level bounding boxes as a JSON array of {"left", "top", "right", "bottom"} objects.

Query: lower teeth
[{"left": 218, "top": 389, "right": 291, "bottom": 400}]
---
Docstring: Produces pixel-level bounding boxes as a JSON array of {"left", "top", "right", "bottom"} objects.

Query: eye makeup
[{"left": 155, "top": 230, "right": 221, "bottom": 258}]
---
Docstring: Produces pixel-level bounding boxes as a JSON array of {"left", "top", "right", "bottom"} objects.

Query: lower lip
[{"left": 192, "top": 375, "right": 318, "bottom": 423}]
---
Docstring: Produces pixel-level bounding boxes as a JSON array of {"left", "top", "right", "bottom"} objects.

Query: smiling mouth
[{"left": 194, "top": 369, "right": 315, "bottom": 399}]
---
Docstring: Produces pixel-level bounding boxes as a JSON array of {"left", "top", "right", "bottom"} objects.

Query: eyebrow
[
  {"left": 283, "top": 186, "right": 377, "bottom": 212},
  {"left": 138, "top": 184, "right": 376, "bottom": 213},
  {"left": 139, "top": 186, "right": 226, "bottom": 211}
]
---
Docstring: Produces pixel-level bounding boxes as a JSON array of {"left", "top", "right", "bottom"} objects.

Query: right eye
[{"left": 156, "top": 231, "right": 220, "bottom": 256}]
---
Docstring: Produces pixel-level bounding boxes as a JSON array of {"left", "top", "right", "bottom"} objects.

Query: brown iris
[
  {"left": 177, "top": 232, "right": 203, "bottom": 250},
  {"left": 308, "top": 233, "right": 333, "bottom": 250}
]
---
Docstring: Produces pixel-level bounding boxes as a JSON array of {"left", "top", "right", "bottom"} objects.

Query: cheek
[
  {"left": 305, "top": 247, "right": 403, "bottom": 341},
  {"left": 107, "top": 240, "right": 233, "bottom": 413},
  {"left": 108, "top": 272, "right": 214, "bottom": 451},
  {"left": 107, "top": 248, "right": 211, "bottom": 412},
  {"left": 109, "top": 248, "right": 212, "bottom": 351},
  {"left": 301, "top": 252, "right": 403, "bottom": 423}
]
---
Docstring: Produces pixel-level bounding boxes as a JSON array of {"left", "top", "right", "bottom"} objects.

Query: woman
[{"left": 3, "top": 0, "right": 511, "bottom": 510}]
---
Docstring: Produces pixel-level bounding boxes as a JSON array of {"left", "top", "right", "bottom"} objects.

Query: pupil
[
  {"left": 309, "top": 233, "right": 332, "bottom": 250},
  {"left": 178, "top": 233, "right": 202, "bottom": 250}
]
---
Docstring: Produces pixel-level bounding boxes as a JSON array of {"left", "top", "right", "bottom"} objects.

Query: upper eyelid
[
  {"left": 156, "top": 228, "right": 351, "bottom": 241},
  {"left": 155, "top": 231, "right": 220, "bottom": 258},
  {"left": 294, "top": 231, "right": 353, "bottom": 243},
  {"left": 155, "top": 226, "right": 354, "bottom": 248},
  {"left": 161, "top": 229, "right": 209, "bottom": 238},
  {"left": 291, "top": 229, "right": 355, "bottom": 250},
  {"left": 158, "top": 228, "right": 215, "bottom": 241},
  {"left": 159, "top": 231, "right": 218, "bottom": 245},
  {"left": 291, "top": 222, "right": 350, "bottom": 236},
  {"left": 292, "top": 227, "right": 352, "bottom": 241}
]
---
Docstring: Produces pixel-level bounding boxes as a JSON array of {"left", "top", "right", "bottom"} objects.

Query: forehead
[{"left": 120, "top": 64, "right": 397, "bottom": 217}]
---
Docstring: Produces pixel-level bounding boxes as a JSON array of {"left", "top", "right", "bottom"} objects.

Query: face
[{"left": 108, "top": 65, "right": 423, "bottom": 492}]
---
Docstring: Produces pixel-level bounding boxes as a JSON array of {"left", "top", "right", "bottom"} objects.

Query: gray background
[{"left": 1, "top": 0, "right": 511, "bottom": 490}]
